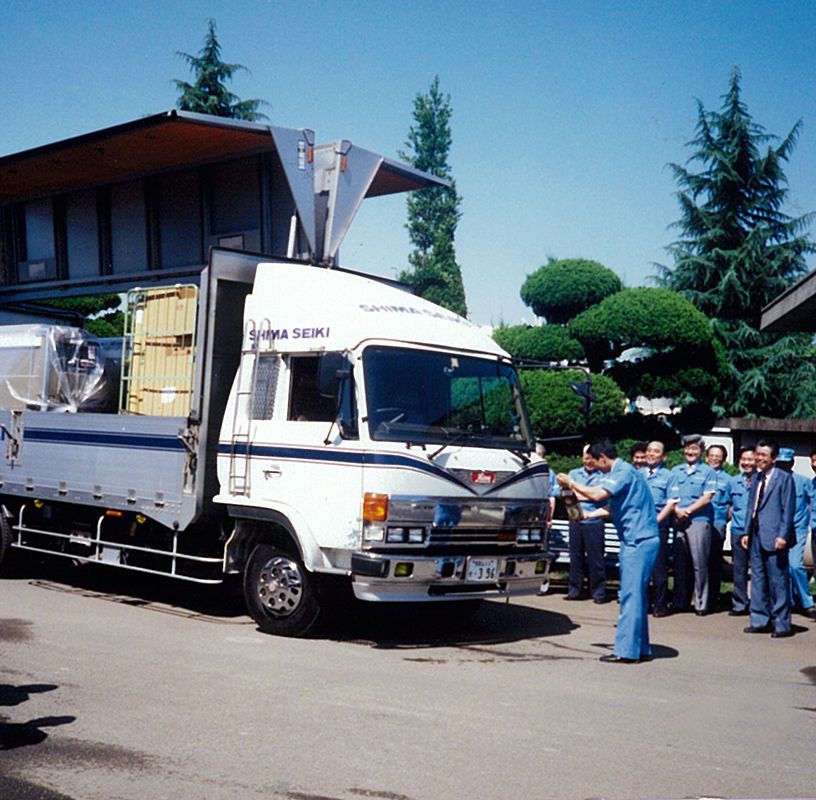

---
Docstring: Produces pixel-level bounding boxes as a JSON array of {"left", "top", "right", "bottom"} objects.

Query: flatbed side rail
[{"left": 11, "top": 504, "right": 225, "bottom": 585}]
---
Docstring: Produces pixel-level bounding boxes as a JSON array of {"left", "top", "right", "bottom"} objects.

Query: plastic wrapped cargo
[{"left": 0, "top": 324, "right": 112, "bottom": 412}]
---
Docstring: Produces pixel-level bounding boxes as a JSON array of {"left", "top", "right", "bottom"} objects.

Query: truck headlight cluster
[
  {"left": 386, "top": 526, "right": 426, "bottom": 544},
  {"left": 516, "top": 527, "right": 543, "bottom": 543}
]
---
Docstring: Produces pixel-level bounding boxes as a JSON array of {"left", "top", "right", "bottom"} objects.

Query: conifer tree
[
  {"left": 661, "top": 68, "right": 816, "bottom": 417},
  {"left": 174, "top": 19, "right": 267, "bottom": 121},
  {"left": 400, "top": 77, "right": 467, "bottom": 317}
]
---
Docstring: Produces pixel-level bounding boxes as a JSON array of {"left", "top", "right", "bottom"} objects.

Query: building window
[
  {"left": 207, "top": 157, "right": 261, "bottom": 252},
  {"left": 65, "top": 190, "right": 100, "bottom": 278},
  {"left": 18, "top": 198, "right": 56, "bottom": 281},
  {"left": 110, "top": 180, "right": 148, "bottom": 275},
  {"left": 158, "top": 169, "right": 202, "bottom": 269}
]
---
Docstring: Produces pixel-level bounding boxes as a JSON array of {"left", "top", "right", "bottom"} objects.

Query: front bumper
[{"left": 351, "top": 550, "right": 552, "bottom": 602}]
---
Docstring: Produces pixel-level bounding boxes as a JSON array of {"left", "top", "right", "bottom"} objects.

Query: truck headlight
[{"left": 363, "top": 525, "right": 385, "bottom": 543}]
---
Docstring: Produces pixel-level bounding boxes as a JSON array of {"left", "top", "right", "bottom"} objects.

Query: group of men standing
[{"left": 551, "top": 435, "right": 815, "bottom": 663}]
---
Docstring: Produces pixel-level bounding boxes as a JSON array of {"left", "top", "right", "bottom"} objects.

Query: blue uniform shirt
[
  {"left": 553, "top": 466, "right": 608, "bottom": 522},
  {"left": 640, "top": 463, "right": 671, "bottom": 514},
  {"left": 667, "top": 461, "right": 719, "bottom": 523},
  {"left": 791, "top": 471, "right": 812, "bottom": 534},
  {"left": 599, "top": 458, "right": 659, "bottom": 544},
  {"left": 709, "top": 467, "right": 732, "bottom": 528},
  {"left": 728, "top": 472, "right": 754, "bottom": 537}
]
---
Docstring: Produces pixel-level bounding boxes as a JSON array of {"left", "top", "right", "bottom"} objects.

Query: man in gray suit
[{"left": 742, "top": 438, "right": 796, "bottom": 638}]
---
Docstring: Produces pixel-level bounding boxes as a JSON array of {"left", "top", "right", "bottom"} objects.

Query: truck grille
[{"left": 428, "top": 527, "right": 520, "bottom": 546}]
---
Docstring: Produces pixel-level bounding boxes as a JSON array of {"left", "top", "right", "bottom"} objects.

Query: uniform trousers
[
  {"left": 730, "top": 533, "right": 750, "bottom": 613},
  {"left": 749, "top": 536, "right": 792, "bottom": 634},
  {"left": 674, "top": 520, "right": 711, "bottom": 612},
  {"left": 789, "top": 531, "right": 814, "bottom": 610},
  {"left": 567, "top": 519, "right": 606, "bottom": 601},
  {"left": 707, "top": 523, "right": 726, "bottom": 610},
  {"left": 614, "top": 535, "right": 660, "bottom": 660},
  {"left": 649, "top": 524, "right": 671, "bottom": 613}
]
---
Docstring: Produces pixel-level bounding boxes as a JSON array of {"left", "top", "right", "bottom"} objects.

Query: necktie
[{"left": 751, "top": 472, "right": 766, "bottom": 533}]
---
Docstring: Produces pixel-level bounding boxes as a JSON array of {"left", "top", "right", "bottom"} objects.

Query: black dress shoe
[
  {"left": 593, "top": 598, "right": 608, "bottom": 605},
  {"left": 743, "top": 625, "right": 772, "bottom": 634},
  {"left": 638, "top": 653, "right": 654, "bottom": 662},
  {"left": 729, "top": 609, "right": 749, "bottom": 617},
  {"left": 800, "top": 607, "right": 816, "bottom": 620},
  {"left": 599, "top": 654, "right": 638, "bottom": 664},
  {"left": 653, "top": 609, "right": 671, "bottom": 618},
  {"left": 564, "top": 594, "right": 581, "bottom": 601},
  {"left": 771, "top": 630, "right": 794, "bottom": 638}
]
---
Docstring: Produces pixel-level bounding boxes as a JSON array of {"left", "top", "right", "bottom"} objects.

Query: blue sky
[{"left": 3, "top": 0, "right": 816, "bottom": 325}]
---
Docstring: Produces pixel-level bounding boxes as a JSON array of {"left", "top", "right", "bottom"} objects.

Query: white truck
[{"left": 0, "top": 248, "right": 552, "bottom": 635}]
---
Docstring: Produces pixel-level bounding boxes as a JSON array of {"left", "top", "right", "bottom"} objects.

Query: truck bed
[{"left": 0, "top": 410, "right": 197, "bottom": 529}]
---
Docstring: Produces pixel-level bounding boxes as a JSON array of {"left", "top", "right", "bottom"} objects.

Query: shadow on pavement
[
  {"left": 0, "top": 680, "right": 74, "bottom": 752},
  {"left": 3, "top": 551, "right": 247, "bottom": 621},
  {"left": 328, "top": 598, "right": 578, "bottom": 649}
]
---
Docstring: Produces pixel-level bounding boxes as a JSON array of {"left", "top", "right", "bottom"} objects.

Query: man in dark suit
[{"left": 742, "top": 438, "right": 796, "bottom": 638}]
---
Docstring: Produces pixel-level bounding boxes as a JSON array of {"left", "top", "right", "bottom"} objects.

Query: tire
[{"left": 243, "top": 543, "right": 323, "bottom": 637}]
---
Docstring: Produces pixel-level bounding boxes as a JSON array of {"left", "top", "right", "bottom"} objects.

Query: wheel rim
[{"left": 255, "top": 555, "right": 303, "bottom": 617}]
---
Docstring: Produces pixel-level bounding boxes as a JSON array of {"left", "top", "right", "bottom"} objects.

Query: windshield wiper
[
  {"left": 428, "top": 430, "right": 474, "bottom": 461},
  {"left": 506, "top": 448, "right": 531, "bottom": 464}
]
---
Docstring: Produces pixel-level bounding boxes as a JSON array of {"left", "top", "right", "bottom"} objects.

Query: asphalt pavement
[{"left": 1, "top": 557, "right": 814, "bottom": 800}]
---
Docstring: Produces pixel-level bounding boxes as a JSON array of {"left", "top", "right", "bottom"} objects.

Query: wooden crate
[{"left": 122, "top": 285, "right": 197, "bottom": 416}]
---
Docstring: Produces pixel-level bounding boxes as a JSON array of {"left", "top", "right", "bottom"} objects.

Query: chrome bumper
[{"left": 350, "top": 550, "right": 552, "bottom": 602}]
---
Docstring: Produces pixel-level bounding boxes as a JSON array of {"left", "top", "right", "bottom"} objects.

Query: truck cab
[{"left": 216, "top": 262, "right": 552, "bottom": 635}]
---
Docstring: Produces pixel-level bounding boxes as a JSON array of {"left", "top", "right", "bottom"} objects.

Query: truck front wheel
[{"left": 243, "top": 543, "right": 322, "bottom": 637}]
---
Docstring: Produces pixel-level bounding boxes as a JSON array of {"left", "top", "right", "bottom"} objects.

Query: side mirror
[{"left": 316, "top": 352, "right": 350, "bottom": 398}]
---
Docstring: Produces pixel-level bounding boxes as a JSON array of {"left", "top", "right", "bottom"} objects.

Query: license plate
[{"left": 466, "top": 558, "right": 498, "bottom": 583}]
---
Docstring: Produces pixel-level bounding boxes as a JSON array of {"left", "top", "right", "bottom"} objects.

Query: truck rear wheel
[{"left": 243, "top": 543, "right": 323, "bottom": 637}]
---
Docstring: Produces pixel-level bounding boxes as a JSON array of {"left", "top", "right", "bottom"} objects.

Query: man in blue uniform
[
  {"left": 706, "top": 444, "right": 731, "bottom": 612},
  {"left": 811, "top": 448, "right": 816, "bottom": 586},
  {"left": 743, "top": 439, "right": 796, "bottom": 637},
  {"left": 776, "top": 448, "right": 816, "bottom": 620},
  {"left": 641, "top": 440, "right": 676, "bottom": 616},
  {"left": 557, "top": 445, "right": 611, "bottom": 603},
  {"left": 557, "top": 438, "right": 660, "bottom": 663},
  {"left": 727, "top": 446, "right": 755, "bottom": 616},
  {"left": 668, "top": 434, "right": 718, "bottom": 615}
]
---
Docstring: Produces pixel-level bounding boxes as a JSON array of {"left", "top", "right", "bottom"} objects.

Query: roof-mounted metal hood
[{"left": 271, "top": 131, "right": 449, "bottom": 266}]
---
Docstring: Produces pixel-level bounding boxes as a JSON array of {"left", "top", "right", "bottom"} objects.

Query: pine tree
[
  {"left": 661, "top": 68, "right": 816, "bottom": 417},
  {"left": 174, "top": 19, "right": 267, "bottom": 121},
  {"left": 400, "top": 77, "right": 467, "bottom": 317}
]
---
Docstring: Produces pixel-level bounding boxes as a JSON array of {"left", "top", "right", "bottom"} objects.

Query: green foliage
[
  {"left": 40, "top": 294, "right": 124, "bottom": 338},
  {"left": 520, "top": 258, "right": 621, "bottom": 324},
  {"left": 659, "top": 67, "right": 815, "bottom": 417},
  {"left": 492, "top": 323, "right": 584, "bottom": 362},
  {"left": 400, "top": 76, "right": 467, "bottom": 317},
  {"left": 174, "top": 19, "right": 268, "bottom": 121},
  {"left": 450, "top": 376, "right": 516, "bottom": 436},
  {"left": 85, "top": 311, "right": 125, "bottom": 339},
  {"left": 568, "top": 287, "right": 728, "bottom": 408},
  {"left": 543, "top": 452, "right": 583, "bottom": 476},
  {"left": 520, "top": 369, "right": 626, "bottom": 438}
]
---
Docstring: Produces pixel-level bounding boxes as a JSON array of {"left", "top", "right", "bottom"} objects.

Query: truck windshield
[{"left": 363, "top": 346, "right": 533, "bottom": 449}]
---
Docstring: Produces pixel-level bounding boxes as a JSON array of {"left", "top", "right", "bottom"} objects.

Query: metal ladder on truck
[{"left": 228, "top": 318, "right": 273, "bottom": 496}]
